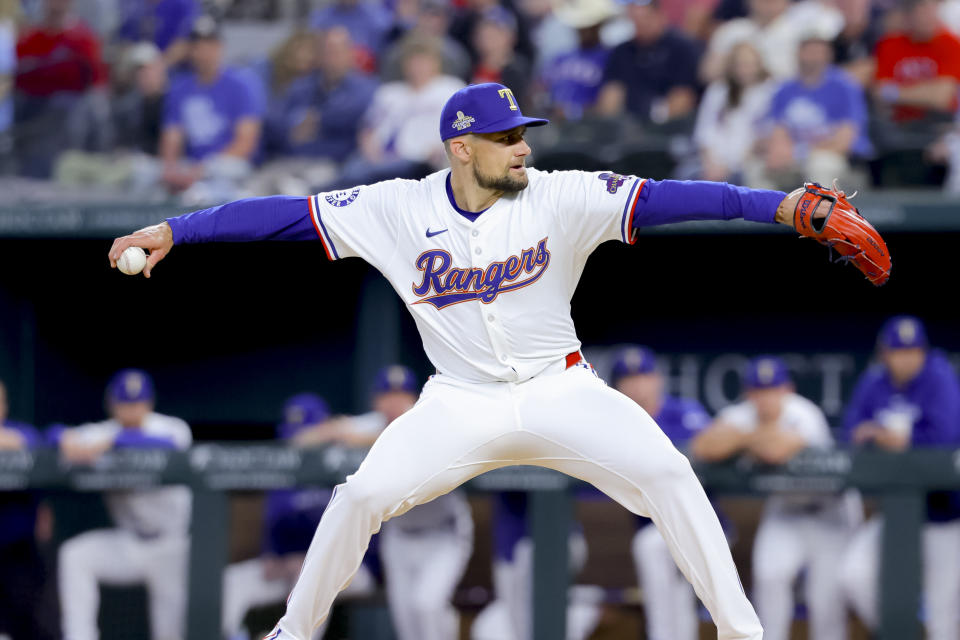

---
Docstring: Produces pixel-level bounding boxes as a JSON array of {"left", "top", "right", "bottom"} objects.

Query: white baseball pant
[
  {"left": 58, "top": 529, "right": 188, "bottom": 640},
  {"left": 268, "top": 364, "right": 763, "bottom": 640},
  {"left": 381, "top": 523, "right": 472, "bottom": 640},
  {"left": 752, "top": 511, "right": 854, "bottom": 640},
  {"left": 841, "top": 516, "right": 960, "bottom": 640},
  {"left": 222, "top": 557, "right": 375, "bottom": 640},
  {"left": 632, "top": 524, "right": 699, "bottom": 640},
  {"left": 491, "top": 533, "right": 598, "bottom": 640}
]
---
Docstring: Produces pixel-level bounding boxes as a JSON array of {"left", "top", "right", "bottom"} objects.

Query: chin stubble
[{"left": 473, "top": 163, "right": 528, "bottom": 193}]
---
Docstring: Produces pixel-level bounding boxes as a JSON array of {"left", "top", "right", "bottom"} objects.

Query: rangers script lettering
[{"left": 412, "top": 238, "right": 550, "bottom": 309}]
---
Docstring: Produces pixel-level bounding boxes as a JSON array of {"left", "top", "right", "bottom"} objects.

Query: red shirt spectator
[
  {"left": 16, "top": 8, "right": 107, "bottom": 97},
  {"left": 874, "top": 0, "right": 960, "bottom": 121}
]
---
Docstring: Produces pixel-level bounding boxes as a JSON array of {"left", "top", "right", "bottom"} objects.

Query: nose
[{"left": 516, "top": 139, "right": 531, "bottom": 157}]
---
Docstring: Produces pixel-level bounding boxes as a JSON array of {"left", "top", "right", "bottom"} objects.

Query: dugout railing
[{"left": 1, "top": 446, "right": 957, "bottom": 640}]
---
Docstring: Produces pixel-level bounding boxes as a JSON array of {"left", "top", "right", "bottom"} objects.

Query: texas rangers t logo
[
  {"left": 498, "top": 88, "right": 519, "bottom": 111},
  {"left": 412, "top": 239, "right": 551, "bottom": 309},
  {"left": 598, "top": 173, "right": 627, "bottom": 194}
]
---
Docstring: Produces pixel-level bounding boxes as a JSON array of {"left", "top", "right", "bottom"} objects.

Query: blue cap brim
[{"left": 444, "top": 115, "right": 549, "bottom": 140}]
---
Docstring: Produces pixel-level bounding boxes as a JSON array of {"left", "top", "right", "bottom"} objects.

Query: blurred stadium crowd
[
  {"left": 3, "top": 0, "right": 960, "bottom": 207},
  {"left": 2, "top": 315, "right": 959, "bottom": 640}
]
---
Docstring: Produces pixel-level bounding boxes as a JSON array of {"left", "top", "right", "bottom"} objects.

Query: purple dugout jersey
[
  {"left": 118, "top": 0, "right": 199, "bottom": 51},
  {"left": 843, "top": 350, "right": 960, "bottom": 521},
  {"left": 164, "top": 67, "right": 263, "bottom": 161}
]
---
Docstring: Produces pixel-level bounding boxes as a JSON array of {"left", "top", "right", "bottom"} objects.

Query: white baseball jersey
[
  {"left": 716, "top": 394, "right": 855, "bottom": 520},
  {"left": 309, "top": 168, "right": 645, "bottom": 383},
  {"left": 66, "top": 413, "right": 193, "bottom": 537}
]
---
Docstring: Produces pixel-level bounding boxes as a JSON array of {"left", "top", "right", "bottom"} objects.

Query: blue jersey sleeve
[
  {"left": 167, "top": 196, "right": 319, "bottom": 244},
  {"left": 912, "top": 358, "right": 960, "bottom": 446},
  {"left": 632, "top": 179, "right": 785, "bottom": 227}
]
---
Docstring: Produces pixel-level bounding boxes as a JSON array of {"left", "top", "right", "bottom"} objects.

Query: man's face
[
  {"left": 616, "top": 372, "right": 664, "bottom": 413},
  {"left": 189, "top": 38, "right": 222, "bottom": 75},
  {"left": 881, "top": 347, "right": 927, "bottom": 385},
  {"left": 797, "top": 39, "right": 832, "bottom": 76},
  {"left": 907, "top": 0, "right": 940, "bottom": 40},
  {"left": 467, "top": 126, "right": 531, "bottom": 192},
  {"left": 374, "top": 391, "right": 418, "bottom": 425},
  {"left": 110, "top": 401, "right": 153, "bottom": 428},
  {"left": 746, "top": 385, "right": 789, "bottom": 423},
  {"left": 318, "top": 27, "right": 354, "bottom": 77},
  {"left": 628, "top": 3, "right": 664, "bottom": 43}
]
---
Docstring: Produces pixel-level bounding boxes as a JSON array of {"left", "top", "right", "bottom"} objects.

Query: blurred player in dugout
[
  {"left": 292, "top": 365, "right": 474, "bottom": 640},
  {"left": 840, "top": 316, "right": 960, "bottom": 640},
  {"left": 54, "top": 369, "right": 193, "bottom": 640},
  {"left": 610, "top": 345, "right": 713, "bottom": 640},
  {"left": 691, "top": 356, "right": 861, "bottom": 640},
  {"left": 221, "top": 393, "right": 379, "bottom": 640},
  {"left": 0, "top": 378, "right": 56, "bottom": 640}
]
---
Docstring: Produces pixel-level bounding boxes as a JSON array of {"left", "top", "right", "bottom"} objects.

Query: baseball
[{"left": 117, "top": 246, "right": 147, "bottom": 275}]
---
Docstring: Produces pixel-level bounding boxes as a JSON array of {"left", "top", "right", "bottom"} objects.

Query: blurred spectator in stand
[
  {"left": 114, "top": 41, "right": 168, "bottom": 154},
  {"left": 747, "top": 26, "right": 869, "bottom": 190},
  {"left": 0, "top": 0, "right": 18, "bottom": 173},
  {"left": 538, "top": 0, "right": 619, "bottom": 121},
  {"left": 471, "top": 7, "right": 531, "bottom": 106},
  {"left": 310, "top": 0, "right": 392, "bottom": 74},
  {"left": 700, "top": 0, "right": 843, "bottom": 82},
  {"left": 262, "top": 29, "right": 316, "bottom": 101},
  {"left": 686, "top": 41, "right": 773, "bottom": 182},
  {"left": 116, "top": 0, "right": 199, "bottom": 68},
  {"left": 248, "top": 26, "right": 378, "bottom": 196},
  {"left": 14, "top": 0, "right": 110, "bottom": 177},
  {"left": 873, "top": 0, "right": 960, "bottom": 186},
  {"left": 595, "top": 0, "right": 700, "bottom": 126},
  {"left": 55, "top": 369, "right": 193, "bottom": 640},
  {"left": 832, "top": 0, "right": 887, "bottom": 85},
  {"left": 221, "top": 394, "right": 378, "bottom": 640},
  {"left": 325, "top": 35, "right": 463, "bottom": 190},
  {"left": 157, "top": 14, "right": 263, "bottom": 204},
  {"left": 840, "top": 316, "right": 960, "bottom": 640},
  {"left": 382, "top": 0, "right": 471, "bottom": 81},
  {"left": 0, "top": 378, "right": 56, "bottom": 640},
  {"left": 450, "top": 0, "right": 535, "bottom": 66},
  {"left": 53, "top": 40, "right": 169, "bottom": 191},
  {"left": 692, "top": 357, "right": 861, "bottom": 640}
]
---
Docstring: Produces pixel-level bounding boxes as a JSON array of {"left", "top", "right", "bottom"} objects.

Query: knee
[{"left": 334, "top": 478, "right": 394, "bottom": 522}]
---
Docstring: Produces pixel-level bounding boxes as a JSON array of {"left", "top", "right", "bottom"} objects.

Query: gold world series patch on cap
[{"left": 452, "top": 111, "right": 476, "bottom": 131}]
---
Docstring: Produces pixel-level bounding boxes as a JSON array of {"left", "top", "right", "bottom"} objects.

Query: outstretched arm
[
  {"left": 108, "top": 196, "right": 316, "bottom": 278},
  {"left": 631, "top": 180, "right": 810, "bottom": 230}
]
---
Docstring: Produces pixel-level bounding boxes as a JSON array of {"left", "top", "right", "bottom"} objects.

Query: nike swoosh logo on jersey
[{"left": 426, "top": 228, "right": 448, "bottom": 238}]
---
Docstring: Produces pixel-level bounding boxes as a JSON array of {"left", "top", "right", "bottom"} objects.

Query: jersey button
[
  {"left": 471, "top": 230, "right": 479, "bottom": 237},
  {"left": 500, "top": 355, "right": 508, "bottom": 362},
  {"left": 474, "top": 247, "right": 482, "bottom": 255},
  {"left": 487, "top": 314, "right": 495, "bottom": 322}
]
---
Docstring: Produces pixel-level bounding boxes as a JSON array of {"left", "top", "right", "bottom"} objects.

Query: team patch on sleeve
[
  {"left": 325, "top": 189, "right": 361, "bottom": 207},
  {"left": 598, "top": 172, "right": 628, "bottom": 194}
]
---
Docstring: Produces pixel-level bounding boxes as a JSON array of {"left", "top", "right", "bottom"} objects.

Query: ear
[{"left": 448, "top": 137, "right": 471, "bottom": 164}]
